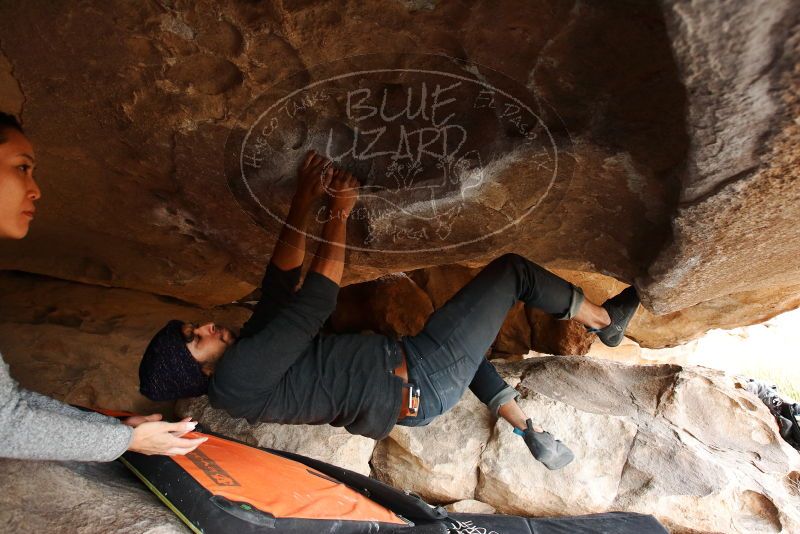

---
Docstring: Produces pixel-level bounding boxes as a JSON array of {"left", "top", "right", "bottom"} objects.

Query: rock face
[
  {"left": 638, "top": 0, "right": 800, "bottom": 316},
  {"left": 0, "top": 459, "right": 185, "bottom": 533},
  {"left": 0, "top": 1, "right": 685, "bottom": 303},
  {"left": 371, "top": 388, "right": 492, "bottom": 502},
  {"left": 330, "top": 272, "right": 434, "bottom": 338},
  {"left": 477, "top": 358, "right": 800, "bottom": 533},
  {"left": 0, "top": 0, "right": 796, "bottom": 344}
]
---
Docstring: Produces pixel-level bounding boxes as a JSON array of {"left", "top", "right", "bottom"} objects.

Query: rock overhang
[{"left": 0, "top": 0, "right": 796, "bottom": 346}]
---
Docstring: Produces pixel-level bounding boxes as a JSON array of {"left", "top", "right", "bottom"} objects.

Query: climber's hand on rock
[
  {"left": 296, "top": 149, "right": 333, "bottom": 203},
  {"left": 328, "top": 167, "right": 360, "bottom": 219},
  {"left": 128, "top": 420, "right": 207, "bottom": 456}
]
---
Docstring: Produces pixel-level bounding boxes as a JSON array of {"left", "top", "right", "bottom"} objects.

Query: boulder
[
  {"left": 639, "top": 0, "right": 800, "bottom": 316},
  {"left": 173, "top": 355, "right": 800, "bottom": 533},
  {"left": 0, "top": 0, "right": 678, "bottom": 312},
  {"left": 444, "top": 499, "right": 497, "bottom": 515},
  {"left": 526, "top": 308, "right": 593, "bottom": 356},
  {"left": 0, "top": 459, "right": 185, "bottom": 533},
  {"left": 629, "top": 283, "right": 800, "bottom": 349},
  {"left": 494, "top": 302, "right": 533, "bottom": 358},
  {"left": 330, "top": 273, "right": 433, "bottom": 338},
  {"left": 478, "top": 390, "right": 639, "bottom": 515},
  {"left": 476, "top": 358, "right": 800, "bottom": 533},
  {"left": 371, "top": 389, "right": 492, "bottom": 502},
  {"left": 1, "top": 0, "right": 797, "bottom": 343},
  {"left": 174, "top": 355, "right": 800, "bottom": 533}
]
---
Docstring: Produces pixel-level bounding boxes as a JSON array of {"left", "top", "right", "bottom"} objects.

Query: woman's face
[{"left": 0, "top": 128, "right": 40, "bottom": 239}]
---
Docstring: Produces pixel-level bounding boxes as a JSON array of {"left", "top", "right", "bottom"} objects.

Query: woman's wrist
[{"left": 123, "top": 424, "right": 136, "bottom": 451}]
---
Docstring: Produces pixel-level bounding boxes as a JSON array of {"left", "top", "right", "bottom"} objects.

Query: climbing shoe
[
  {"left": 516, "top": 419, "right": 574, "bottom": 470},
  {"left": 585, "top": 285, "right": 640, "bottom": 348}
]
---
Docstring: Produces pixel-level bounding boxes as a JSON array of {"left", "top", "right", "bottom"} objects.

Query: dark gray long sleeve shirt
[
  {"left": 208, "top": 262, "right": 403, "bottom": 440},
  {"left": 0, "top": 353, "right": 133, "bottom": 461}
]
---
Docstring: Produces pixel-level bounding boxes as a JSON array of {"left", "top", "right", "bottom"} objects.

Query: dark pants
[{"left": 396, "top": 253, "right": 584, "bottom": 426}]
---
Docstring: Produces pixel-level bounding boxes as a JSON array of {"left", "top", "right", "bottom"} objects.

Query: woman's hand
[
  {"left": 327, "top": 167, "right": 360, "bottom": 220},
  {"left": 296, "top": 150, "right": 334, "bottom": 204},
  {"left": 124, "top": 414, "right": 196, "bottom": 435},
  {"left": 122, "top": 413, "right": 162, "bottom": 428},
  {"left": 127, "top": 419, "right": 207, "bottom": 456}
]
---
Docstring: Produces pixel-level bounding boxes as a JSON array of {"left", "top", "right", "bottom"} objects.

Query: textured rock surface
[
  {"left": 0, "top": 0, "right": 684, "bottom": 308},
  {"left": 372, "top": 388, "right": 492, "bottom": 502},
  {"left": 0, "top": 459, "right": 186, "bottom": 533},
  {"left": 542, "top": 270, "right": 800, "bottom": 351},
  {"left": 330, "top": 272, "right": 433, "bottom": 338},
  {"left": 477, "top": 358, "right": 800, "bottom": 533},
  {"left": 639, "top": 0, "right": 800, "bottom": 315},
  {"left": 444, "top": 499, "right": 497, "bottom": 515},
  {"left": 628, "top": 282, "right": 800, "bottom": 349},
  {"left": 0, "top": 0, "right": 796, "bottom": 343},
  {"left": 478, "top": 392, "right": 638, "bottom": 515}
]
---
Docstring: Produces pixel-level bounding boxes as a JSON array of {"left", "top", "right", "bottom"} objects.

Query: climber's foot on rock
[
  {"left": 585, "top": 286, "right": 640, "bottom": 348},
  {"left": 519, "top": 419, "right": 574, "bottom": 470}
]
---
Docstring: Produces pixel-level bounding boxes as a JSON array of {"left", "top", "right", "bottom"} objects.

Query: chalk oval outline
[{"left": 236, "top": 56, "right": 568, "bottom": 254}]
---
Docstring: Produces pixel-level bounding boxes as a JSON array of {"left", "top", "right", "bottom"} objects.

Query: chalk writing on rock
[{"left": 227, "top": 53, "right": 570, "bottom": 257}]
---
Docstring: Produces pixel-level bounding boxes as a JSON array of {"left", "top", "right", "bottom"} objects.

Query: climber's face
[
  {"left": 181, "top": 321, "right": 236, "bottom": 375},
  {"left": 0, "top": 129, "right": 40, "bottom": 240}
]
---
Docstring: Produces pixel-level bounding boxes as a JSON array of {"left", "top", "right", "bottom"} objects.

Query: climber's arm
[
  {"left": 306, "top": 167, "right": 360, "bottom": 286},
  {"left": 268, "top": 150, "right": 333, "bottom": 272}
]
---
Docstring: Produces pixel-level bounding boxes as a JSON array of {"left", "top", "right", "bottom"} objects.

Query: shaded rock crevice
[{"left": 0, "top": 38, "right": 25, "bottom": 118}]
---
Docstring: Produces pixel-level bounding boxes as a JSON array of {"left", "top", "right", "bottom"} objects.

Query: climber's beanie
[{"left": 139, "top": 319, "right": 209, "bottom": 401}]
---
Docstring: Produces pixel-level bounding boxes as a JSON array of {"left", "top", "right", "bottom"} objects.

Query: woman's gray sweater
[{"left": 0, "top": 351, "right": 133, "bottom": 461}]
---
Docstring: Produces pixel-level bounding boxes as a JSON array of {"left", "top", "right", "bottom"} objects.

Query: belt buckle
[{"left": 404, "top": 383, "right": 420, "bottom": 417}]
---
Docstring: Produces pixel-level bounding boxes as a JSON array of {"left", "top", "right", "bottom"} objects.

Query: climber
[
  {"left": 0, "top": 111, "right": 206, "bottom": 461},
  {"left": 139, "top": 150, "right": 641, "bottom": 470}
]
